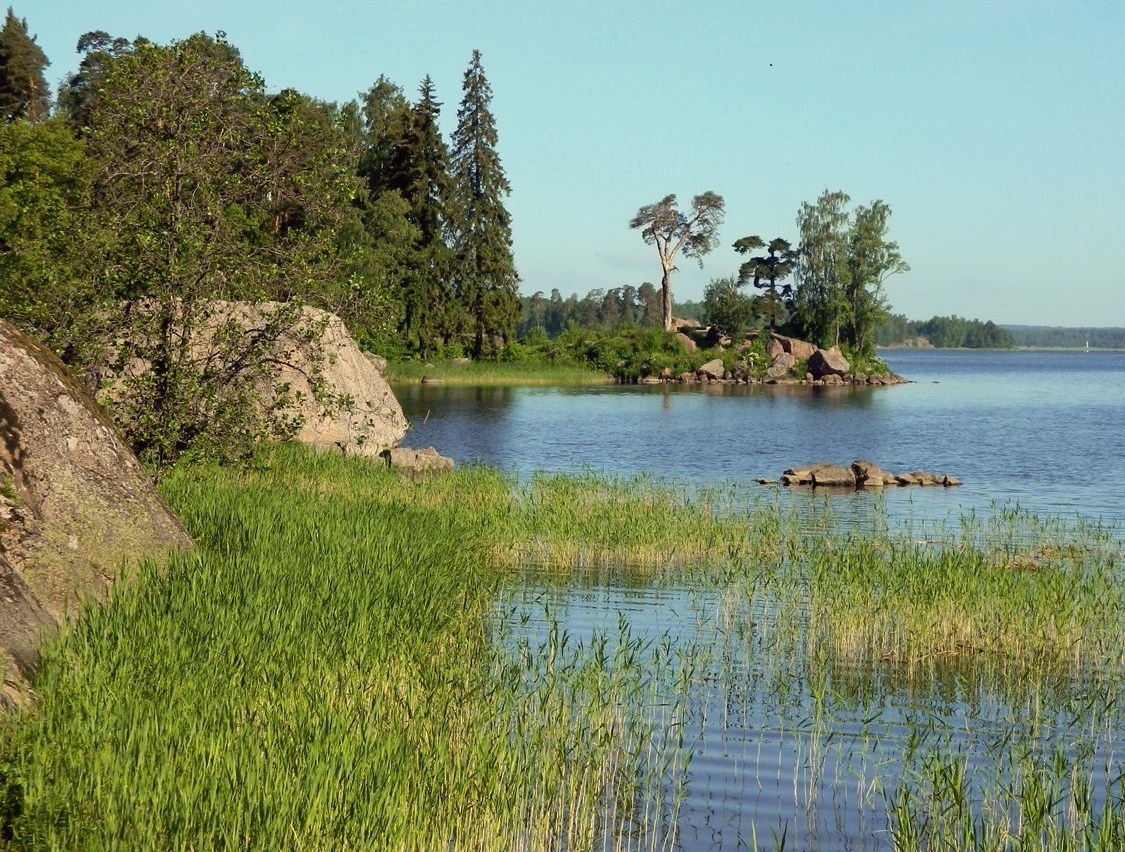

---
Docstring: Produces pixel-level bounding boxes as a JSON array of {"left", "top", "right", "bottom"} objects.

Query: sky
[{"left": 25, "top": 0, "right": 1125, "bottom": 326}]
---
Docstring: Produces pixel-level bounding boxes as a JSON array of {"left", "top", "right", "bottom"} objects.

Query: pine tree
[
  {"left": 449, "top": 50, "right": 519, "bottom": 358},
  {"left": 0, "top": 8, "right": 51, "bottom": 122}
]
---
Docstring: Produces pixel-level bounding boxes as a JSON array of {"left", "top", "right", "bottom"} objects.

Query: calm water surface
[
  {"left": 396, "top": 349, "right": 1125, "bottom": 525},
  {"left": 396, "top": 350, "right": 1125, "bottom": 849}
]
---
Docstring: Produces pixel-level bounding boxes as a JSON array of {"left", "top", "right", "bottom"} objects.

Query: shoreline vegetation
[{"left": 1, "top": 446, "right": 1122, "bottom": 847}]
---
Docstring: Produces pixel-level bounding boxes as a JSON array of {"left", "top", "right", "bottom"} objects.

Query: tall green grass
[
  {"left": 385, "top": 359, "right": 610, "bottom": 386},
  {"left": 0, "top": 449, "right": 686, "bottom": 849}
]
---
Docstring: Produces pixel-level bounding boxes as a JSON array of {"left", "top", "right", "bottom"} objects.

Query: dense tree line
[
  {"left": 875, "top": 314, "right": 1013, "bottom": 348},
  {"left": 0, "top": 16, "right": 517, "bottom": 468}
]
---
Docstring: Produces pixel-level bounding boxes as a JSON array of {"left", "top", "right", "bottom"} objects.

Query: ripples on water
[
  {"left": 498, "top": 567, "right": 1125, "bottom": 850},
  {"left": 397, "top": 350, "right": 1125, "bottom": 848}
]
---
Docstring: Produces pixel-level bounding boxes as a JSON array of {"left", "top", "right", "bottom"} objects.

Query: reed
[{"left": 0, "top": 449, "right": 684, "bottom": 848}]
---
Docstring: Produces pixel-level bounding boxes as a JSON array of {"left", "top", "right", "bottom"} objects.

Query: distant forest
[
  {"left": 1003, "top": 326, "right": 1125, "bottom": 349},
  {"left": 875, "top": 314, "right": 1013, "bottom": 348}
]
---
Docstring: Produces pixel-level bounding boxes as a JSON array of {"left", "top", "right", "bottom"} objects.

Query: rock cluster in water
[{"left": 759, "top": 460, "right": 961, "bottom": 489}]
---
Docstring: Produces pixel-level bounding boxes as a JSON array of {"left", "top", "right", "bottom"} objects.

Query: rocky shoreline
[{"left": 635, "top": 327, "right": 908, "bottom": 387}]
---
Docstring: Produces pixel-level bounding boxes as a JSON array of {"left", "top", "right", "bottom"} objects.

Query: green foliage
[
  {"left": 449, "top": 50, "right": 520, "bottom": 358},
  {"left": 732, "top": 235, "right": 797, "bottom": 329},
  {"left": 787, "top": 189, "right": 908, "bottom": 356},
  {"left": 876, "top": 314, "right": 1014, "bottom": 348},
  {"left": 366, "top": 76, "right": 456, "bottom": 358},
  {"left": 0, "top": 8, "right": 50, "bottom": 123},
  {"left": 1004, "top": 325, "right": 1125, "bottom": 349},
  {"left": 702, "top": 275, "right": 757, "bottom": 335},
  {"left": 517, "top": 283, "right": 685, "bottom": 337},
  {"left": 0, "top": 117, "right": 98, "bottom": 361},
  {"left": 69, "top": 33, "right": 384, "bottom": 471}
]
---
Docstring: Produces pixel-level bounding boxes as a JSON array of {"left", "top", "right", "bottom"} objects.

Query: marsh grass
[
  {"left": 386, "top": 359, "right": 611, "bottom": 386},
  {"left": 1, "top": 445, "right": 1122, "bottom": 848}
]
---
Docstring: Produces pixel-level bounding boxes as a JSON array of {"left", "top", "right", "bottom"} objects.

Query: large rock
[
  {"left": 810, "top": 464, "right": 856, "bottom": 488},
  {"left": 675, "top": 332, "right": 698, "bottom": 353},
  {"left": 808, "top": 346, "right": 850, "bottom": 379},
  {"left": 781, "top": 462, "right": 833, "bottom": 485},
  {"left": 764, "top": 351, "right": 796, "bottom": 380},
  {"left": 0, "top": 322, "right": 193, "bottom": 705},
  {"left": 102, "top": 302, "right": 408, "bottom": 458},
  {"left": 697, "top": 358, "right": 725, "bottom": 380},
  {"left": 851, "top": 459, "right": 889, "bottom": 487},
  {"left": 282, "top": 308, "right": 407, "bottom": 457},
  {"left": 771, "top": 334, "right": 817, "bottom": 363},
  {"left": 382, "top": 446, "right": 454, "bottom": 477}
]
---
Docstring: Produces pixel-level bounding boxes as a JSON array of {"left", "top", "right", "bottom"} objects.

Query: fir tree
[
  {"left": 386, "top": 76, "right": 454, "bottom": 357},
  {"left": 449, "top": 50, "right": 519, "bottom": 358},
  {"left": 0, "top": 8, "right": 50, "bottom": 122}
]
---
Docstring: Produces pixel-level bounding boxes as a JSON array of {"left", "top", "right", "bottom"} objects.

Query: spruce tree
[
  {"left": 385, "top": 76, "right": 454, "bottom": 357},
  {"left": 0, "top": 8, "right": 50, "bottom": 122},
  {"left": 449, "top": 50, "right": 519, "bottom": 358}
]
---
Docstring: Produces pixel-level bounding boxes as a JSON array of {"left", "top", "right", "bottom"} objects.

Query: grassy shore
[
  {"left": 0, "top": 447, "right": 1122, "bottom": 848},
  {"left": 385, "top": 358, "right": 611, "bottom": 385}
]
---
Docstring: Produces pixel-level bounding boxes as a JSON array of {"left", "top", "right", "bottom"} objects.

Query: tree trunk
[{"left": 661, "top": 266, "right": 674, "bottom": 332}]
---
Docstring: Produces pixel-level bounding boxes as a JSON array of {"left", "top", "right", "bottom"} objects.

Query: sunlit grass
[{"left": 385, "top": 358, "right": 611, "bottom": 386}]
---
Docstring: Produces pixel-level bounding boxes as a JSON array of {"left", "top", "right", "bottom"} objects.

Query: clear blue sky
[{"left": 27, "top": 0, "right": 1125, "bottom": 326}]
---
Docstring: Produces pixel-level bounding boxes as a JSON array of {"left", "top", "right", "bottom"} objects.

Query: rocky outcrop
[
  {"left": 775, "top": 459, "right": 961, "bottom": 490},
  {"left": 0, "top": 321, "right": 193, "bottom": 706},
  {"left": 764, "top": 351, "right": 795, "bottom": 381},
  {"left": 808, "top": 346, "right": 850, "bottom": 379},
  {"left": 101, "top": 302, "right": 408, "bottom": 458},
  {"left": 771, "top": 334, "right": 816, "bottom": 363}
]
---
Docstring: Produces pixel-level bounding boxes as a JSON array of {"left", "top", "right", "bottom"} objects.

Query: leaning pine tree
[{"left": 449, "top": 49, "right": 520, "bottom": 358}]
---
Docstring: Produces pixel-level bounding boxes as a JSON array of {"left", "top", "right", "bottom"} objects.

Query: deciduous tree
[
  {"left": 791, "top": 189, "right": 908, "bottom": 355},
  {"left": 629, "top": 192, "right": 725, "bottom": 331},
  {"left": 80, "top": 33, "right": 374, "bottom": 469},
  {"left": 843, "top": 200, "right": 908, "bottom": 354},
  {"left": 0, "top": 117, "right": 95, "bottom": 360}
]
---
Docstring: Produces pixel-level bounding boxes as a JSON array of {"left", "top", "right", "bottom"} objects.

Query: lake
[
  {"left": 394, "top": 350, "right": 1125, "bottom": 850},
  {"left": 395, "top": 349, "right": 1125, "bottom": 527}
]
